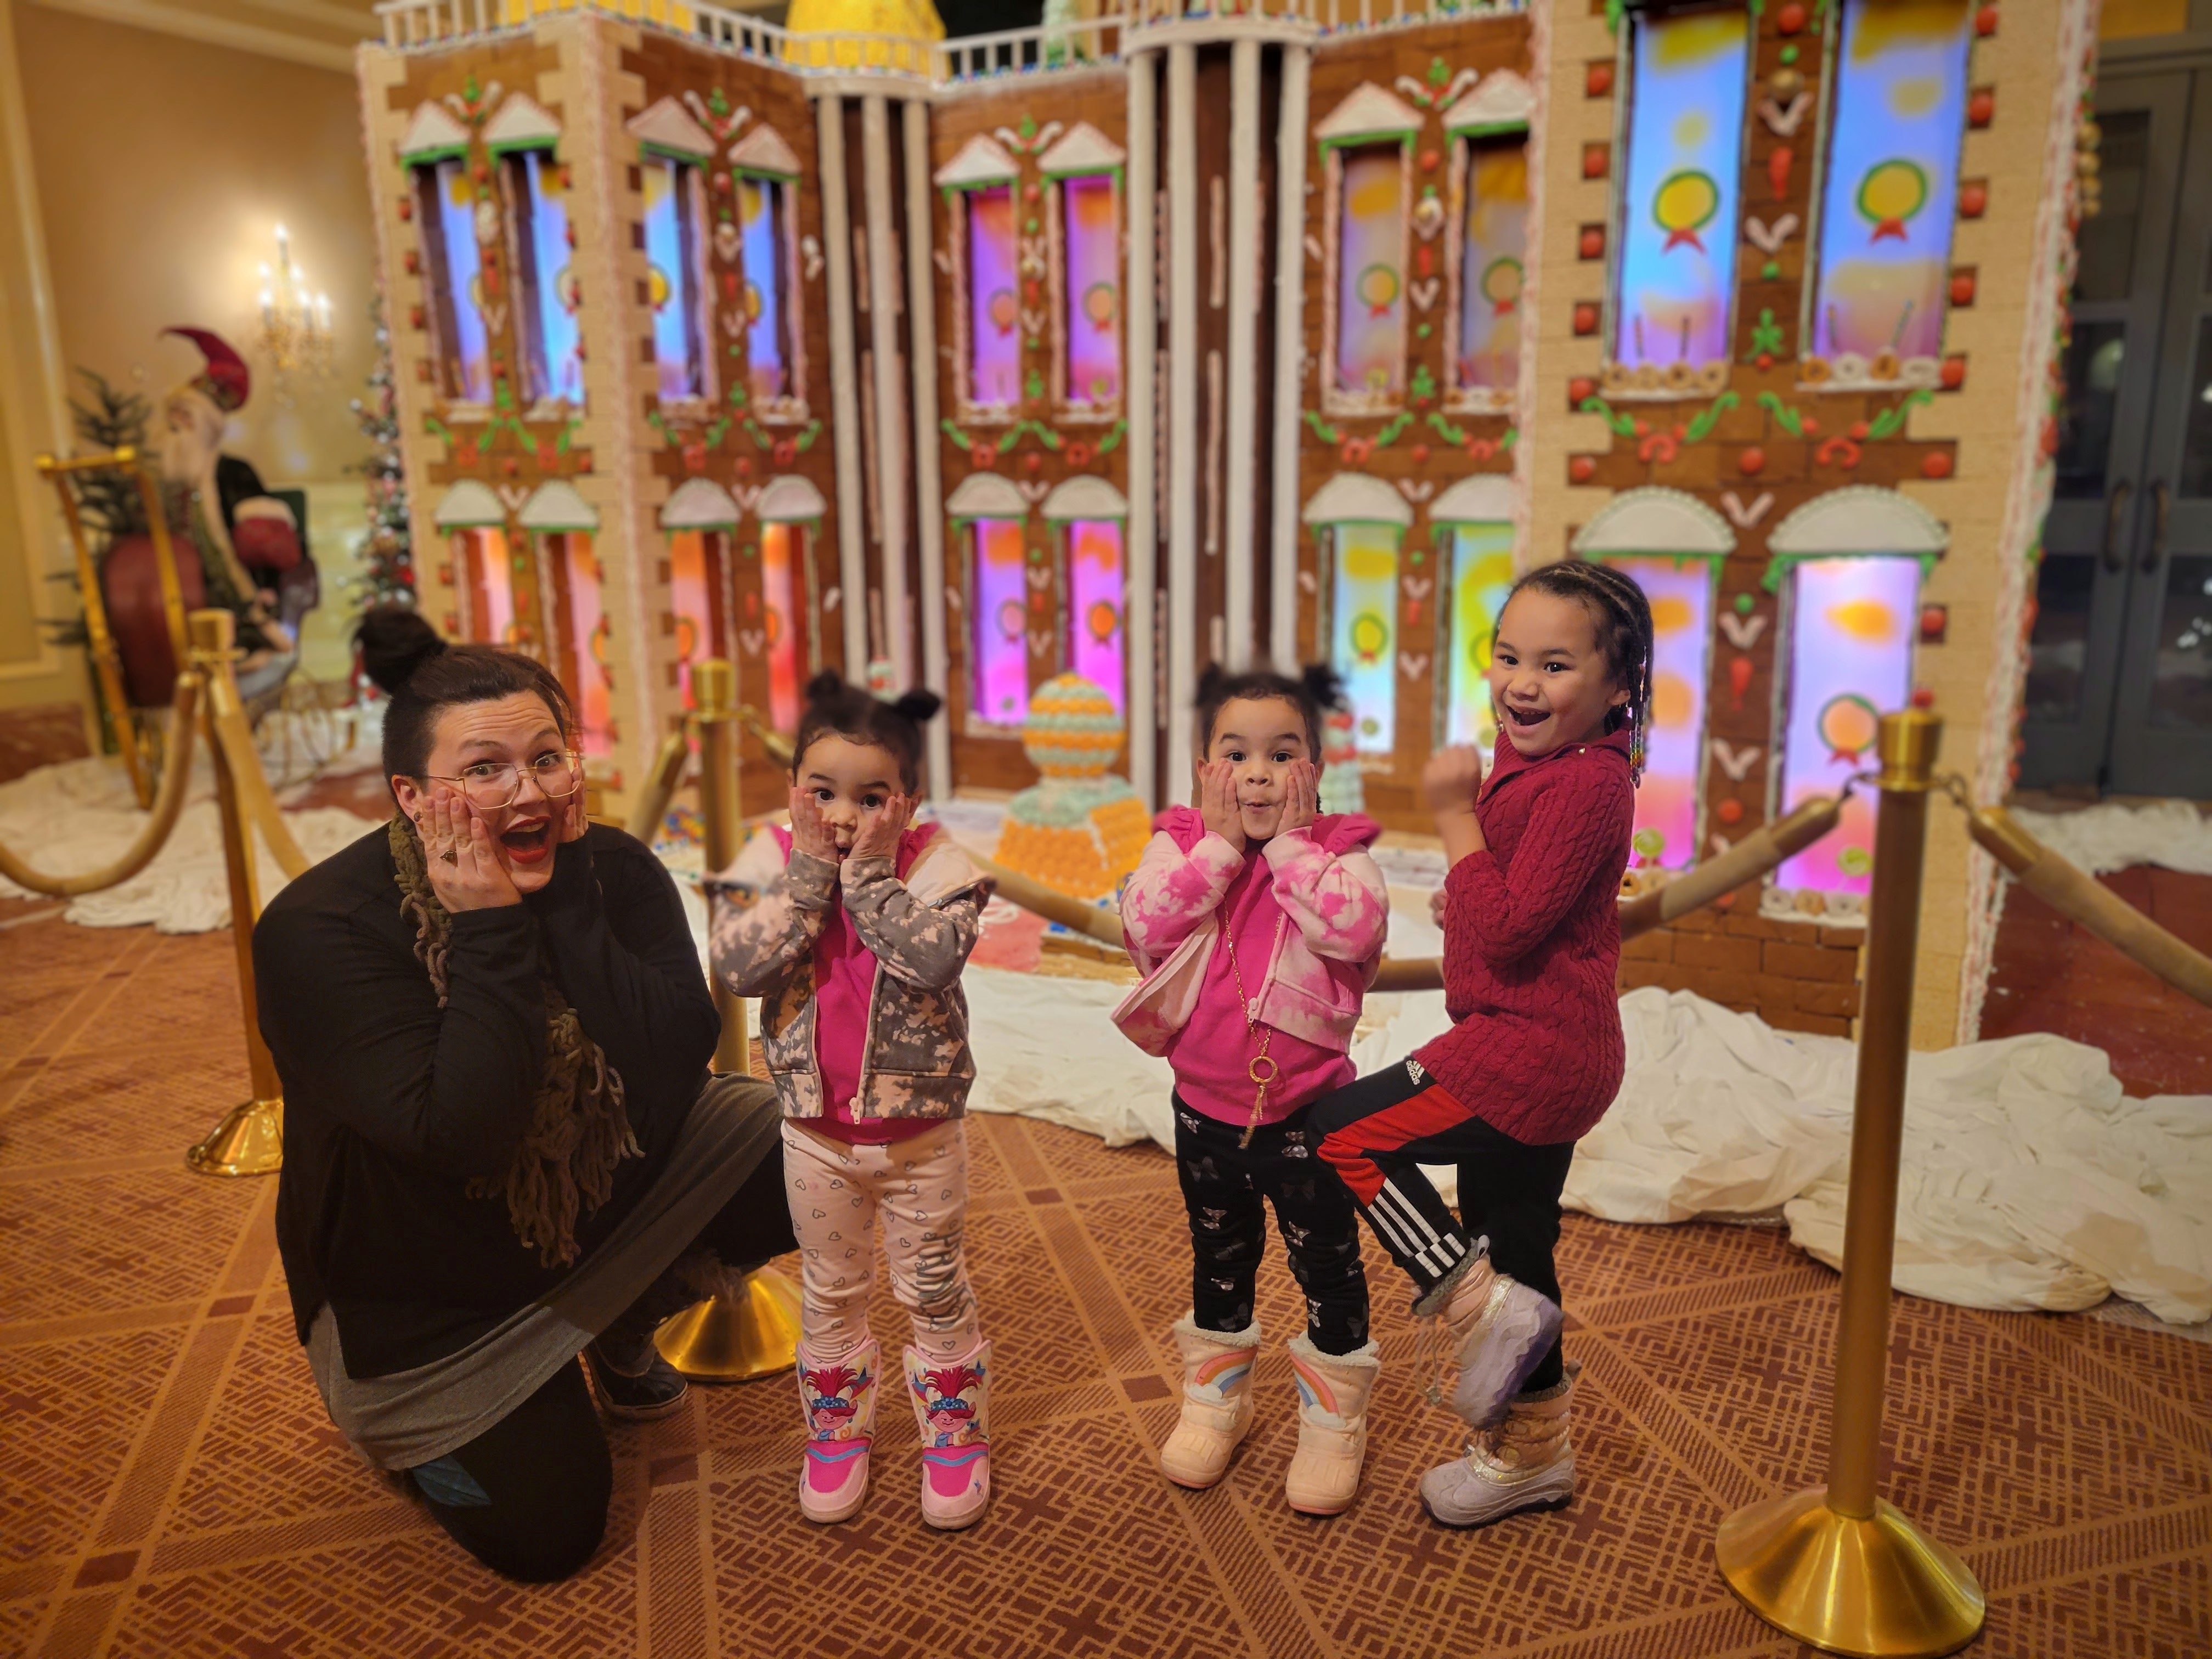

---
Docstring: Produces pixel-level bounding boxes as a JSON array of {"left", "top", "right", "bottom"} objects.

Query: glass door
[
  {"left": 2020, "top": 74, "right": 2191, "bottom": 788},
  {"left": 2107, "top": 67, "right": 2212, "bottom": 796}
]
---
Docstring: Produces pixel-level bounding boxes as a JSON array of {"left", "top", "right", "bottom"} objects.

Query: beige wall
[{"left": 0, "top": 2, "right": 380, "bottom": 727}]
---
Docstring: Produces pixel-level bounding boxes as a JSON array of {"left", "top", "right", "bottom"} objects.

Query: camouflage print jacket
[{"left": 707, "top": 826, "right": 990, "bottom": 1122}]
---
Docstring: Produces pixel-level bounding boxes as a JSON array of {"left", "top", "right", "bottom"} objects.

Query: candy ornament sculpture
[{"left": 992, "top": 674, "right": 1152, "bottom": 901}]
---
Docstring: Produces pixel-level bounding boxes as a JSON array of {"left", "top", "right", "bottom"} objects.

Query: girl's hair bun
[
  {"left": 892, "top": 689, "right": 943, "bottom": 725},
  {"left": 1299, "top": 663, "right": 1347, "bottom": 712},
  {"left": 355, "top": 603, "right": 448, "bottom": 697},
  {"left": 804, "top": 668, "right": 848, "bottom": 706}
]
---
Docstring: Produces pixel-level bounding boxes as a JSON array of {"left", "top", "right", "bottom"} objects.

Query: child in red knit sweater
[{"left": 1309, "top": 561, "right": 1653, "bottom": 1529}]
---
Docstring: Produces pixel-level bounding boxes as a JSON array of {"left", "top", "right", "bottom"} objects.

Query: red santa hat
[{"left": 163, "top": 327, "right": 251, "bottom": 414}]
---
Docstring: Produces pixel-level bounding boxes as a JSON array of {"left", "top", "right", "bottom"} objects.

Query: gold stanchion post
[
  {"left": 184, "top": 609, "right": 285, "bottom": 1177},
  {"left": 654, "top": 658, "right": 802, "bottom": 1381},
  {"left": 1715, "top": 708, "right": 1984, "bottom": 1657},
  {"left": 38, "top": 451, "right": 152, "bottom": 808}
]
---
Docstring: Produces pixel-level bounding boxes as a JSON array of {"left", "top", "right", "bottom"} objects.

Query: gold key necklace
[{"left": 1218, "top": 904, "right": 1288, "bottom": 1149}]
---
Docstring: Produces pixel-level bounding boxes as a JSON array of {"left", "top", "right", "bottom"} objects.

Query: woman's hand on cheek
[
  {"left": 557, "top": 761, "right": 589, "bottom": 844},
  {"left": 423, "top": 787, "right": 523, "bottom": 912},
  {"left": 788, "top": 786, "right": 842, "bottom": 863}
]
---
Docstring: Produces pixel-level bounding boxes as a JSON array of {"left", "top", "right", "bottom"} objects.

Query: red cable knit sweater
[{"left": 1412, "top": 726, "right": 1635, "bottom": 1146}]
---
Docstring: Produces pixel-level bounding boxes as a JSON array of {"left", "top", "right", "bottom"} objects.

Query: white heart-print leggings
[{"left": 781, "top": 1116, "right": 983, "bottom": 1364}]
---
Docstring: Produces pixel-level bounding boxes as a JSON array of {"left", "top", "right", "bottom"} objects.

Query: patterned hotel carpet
[{"left": 1, "top": 900, "right": 2207, "bottom": 1658}]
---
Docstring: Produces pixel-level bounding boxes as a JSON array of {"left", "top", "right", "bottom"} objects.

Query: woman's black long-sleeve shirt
[{"left": 256, "top": 822, "right": 719, "bottom": 1378}]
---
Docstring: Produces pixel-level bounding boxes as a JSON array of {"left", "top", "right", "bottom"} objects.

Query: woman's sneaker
[{"left": 584, "top": 1333, "right": 689, "bottom": 1421}]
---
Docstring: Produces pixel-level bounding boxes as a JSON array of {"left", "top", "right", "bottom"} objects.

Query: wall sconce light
[{"left": 254, "top": 222, "right": 333, "bottom": 394}]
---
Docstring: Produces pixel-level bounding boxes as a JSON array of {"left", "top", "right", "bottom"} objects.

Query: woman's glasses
[{"left": 425, "top": 751, "right": 584, "bottom": 811}]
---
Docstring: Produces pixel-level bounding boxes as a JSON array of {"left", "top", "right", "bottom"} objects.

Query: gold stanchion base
[
  {"left": 185, "top": 1097, "right": 284, "bottom": 1177},
  {"left": 652, "top": 1268, "right": 802, "bottom": 1382},
  {"left": 1717, "top": 1487, "right": 1985, "bottom": 1657}
]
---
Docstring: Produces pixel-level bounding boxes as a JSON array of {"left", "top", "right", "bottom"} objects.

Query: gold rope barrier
[
  {"left": 625, "top": 726, "right": 692, "bottom": 846},
  {"left": 0, "top": 670, "right": 202, "bottom": 896},
  {"left": 1716, "top": 709, "right": 1985, "bottom": 1656},
  {"left": 654, "top": 659, "right": 803, "bottom": 1382},
  {"left": 204, "top": 665, "right": 312, "bottom": 882},
  {"left": 37, "top": 451, "right": 157, "bottom": 808},
  {"left": 1966, "top": 803, "right": 2212, "bottom": 1008},
  {"left": 184, "top": 610, "right": 287, "bottom": 1178}
]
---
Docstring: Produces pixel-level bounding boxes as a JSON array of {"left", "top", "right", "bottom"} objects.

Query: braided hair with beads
[{"left": 1500, "top": 561, "right": 1656, "bottom": 784}]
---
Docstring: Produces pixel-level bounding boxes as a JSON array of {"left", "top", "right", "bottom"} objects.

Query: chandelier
[{"left": 255, "top": 223, "right": 333, "bottom": 392}]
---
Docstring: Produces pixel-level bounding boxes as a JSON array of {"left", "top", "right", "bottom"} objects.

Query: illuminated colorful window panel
[
  {"left": 1061, "top": 175, "right": 1120, "bottom": 408},
  {"left": 1805, "top": 0, "right": 1973, "bottom": 383},
  {"left": 1334, "top": 145, "right": 1408, "bottom": 403},
  {"left": 1329, "top": 523, "right": 1402, "bottom": 756},
  {"left": 1441, "top": 521, "right": 1516, "bottom": 749},
  {"left": 738, "top": 174, "right": 797, "bottom": 405},
  {"left": 759, "top": 523, "right": 804, "bottom": 735},
  {"left": 506, "top": 150, "right": 582, "bottom": 404},
  {"left": 1775, "top": 556, "right": 1921, "bottom": 894},
  {"left": 460, "top": 527, "right": 516, "bottom": 647},
  {"left": 550, "top": 534, "right": 613, "bottom": 755},
  {"left": 1454, "top": 139, "right": 1528, "bottom": 400},
  {"left": 967, "top": 187, "right": 1022, "bottom": 409},
  {"left": 1066, "top": 520, "right": 1126, "bottom": 714},
  {"left": 1605, "top": 556, "right": 1716, "bottom": 873},
  {"left": 1612, "top": 8, "right": 1751, "bottom": 386},
  {"left": 969, "top": 518, "right": 1030, "bottom": 726},
  {"left": 417, "top": 160, "right": 493, "bottom": 403},
  {"left": 668, "top": 529, "right": 719, "bottom": 711},
  {"left": 641, "top": 156, "right": 707, "bottom": 403}
]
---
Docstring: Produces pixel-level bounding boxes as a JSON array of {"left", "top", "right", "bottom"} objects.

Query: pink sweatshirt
[
  {"left": 1117, "top": 808, "right": 1388, "bottom": 1127},
  {"left": 771, "top": 822, "right": 941, "bottom": 1144}
]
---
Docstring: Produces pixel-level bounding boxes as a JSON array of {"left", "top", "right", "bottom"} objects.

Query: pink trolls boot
[
  {"left": 796, "top": 1337, "right": 878, "bottom": 1524},
  {"left": 904, "top": 1341, "right": 992, "bottom": 1531}
]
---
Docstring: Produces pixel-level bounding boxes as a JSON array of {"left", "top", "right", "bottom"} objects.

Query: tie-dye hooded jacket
[
  {"left": 707, "top": 826, "right": 990, "bottom": 1122},
  {"left": 1112, "top": 808, "right": 1389, "bottom": 1059}
]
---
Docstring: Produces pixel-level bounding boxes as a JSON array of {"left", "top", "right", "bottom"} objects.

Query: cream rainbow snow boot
[
  {"left": 1419, "top": 1362, "right": 1578, "bottom": 1528},
  {"left": 1283, "top": 1335, "right": 1381, "bottom": 1517},
  {"left": 1159, "top": 1314, "right": 1260, "bottom": 1489}
]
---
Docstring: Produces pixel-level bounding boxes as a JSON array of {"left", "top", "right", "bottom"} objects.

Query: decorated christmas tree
[{"left": 347, "top": 291, "right": 415, "bottom": 611}]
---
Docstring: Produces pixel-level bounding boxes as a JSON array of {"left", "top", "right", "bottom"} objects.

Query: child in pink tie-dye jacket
[{"left": 1112, "top": 665, "right": 1390, "bottom": 1519}]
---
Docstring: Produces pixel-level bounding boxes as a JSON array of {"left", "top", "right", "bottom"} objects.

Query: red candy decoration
[
  {"left": 1582, "top": 144, "right": 1610, "bottom": 180},
  {"left": 1569, "top": 455, "right": 1597, "bottom": 483},
  {"left": 1728, "top": 656, "right": 1754, "bottom": 707},
  {"left": 1716, "top": 798, "right": 1746, "bottom": 826},
  {"left": 1959, "top": 182, "right": 1988, "bottom": 218},
  {"left": 1419, "top": 148, "right": 1440, "bottom": 172},
  {"left": 1769, "top": 145, "right": 1794, "bottom": 201},
  {"left": 1922, "top": 450, "right": 1955, "bottom": 478},
  {"left": 1975, "top": 3, "right": 1998, "bottom": 33},
  {"left": 1950, "top": 270, "right": 1977, "bottom": 306},
  {"left": 1968, "top": 89, "right": 1994, "bottom": 127},
  {"left": 1568, "top": 375, "right": 1597, "bottom": 404},
  {"left": 1777, "top": 2, "right": 1805, "bottom": 32},
  {"left": 1585, "top": 60, "right": 1613, "bottom": 97},
  {"left": 1578, "top": 226, "right": 1606, "bottom": 259},
  {"left": 1940, "top": 357, "right": 1967, "bottom": 389},
  {"left": 1738, "top": 447, "right": 1765, "bottom": 476},
  {"left": 1573, "top": 302, "right": 1600, "bottom": 336}
]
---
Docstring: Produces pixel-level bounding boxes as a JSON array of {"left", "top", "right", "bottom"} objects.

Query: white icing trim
[
  {"left": 483, "top": 93, "right": 560, "bottom": 151},
  {"left": 1767, "top": 487, "right": 1948, "bottom": 556},
  {"left": 1429, "top": 473, "right": 1516, "bottom": 524},
  {"left": 432, "top": 479, "right": 506, "bottom": 527},
  {"left": 933, "top": 133, "right": 1020, "bottom": 189},
  {"left": 1040, "top": 475, "right": 1130, "bottom": 521},
  {"left": 627, "top": 97, "right": 715, "bottom": 161},
  {"left": 1442, "top": 70, "right": 1536, "bottom": 134},
  {"left": 1314, "top": 81, "right": 1424, "bottom": 144},
  {"left": 905, "top": 95, "right": 952, "bottom": 799},
  {"left": 944, "top": 471, "right": 1029, "bottom": 520},
  {"left": 1224, "top": 36, "right": 1262, "bottom": 668},
  {"left": 659, "top": 477, "right": 742, "bottom": 529},
  {"left": 1301, "top": 472, "right": 1413, "bottom": 528},
  {"left": 1570, "top": 487, "right": 1735, "bottom": 555},
  {"left": 1037, "top": 121, "right": 1125, "bottom": 177},
  {"left": 397, "top": 101, "right": 471, "bottom": 160},
  {"left": 1269, "top": 42, "right": 1311, "bottom": 672},
  {"left": 758, "top": 473, "right": 831, "bottom": 523},
  {"left": 727, "top": 122, "right": 802, "bottom": 179},
  {"left": 517, "top": 479, "right": 599, "bottom": 531}
]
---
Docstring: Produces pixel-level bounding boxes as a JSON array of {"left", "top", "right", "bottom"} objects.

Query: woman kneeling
[{"left": 255, "top": 607, "right": 793, "bottom": 1581}]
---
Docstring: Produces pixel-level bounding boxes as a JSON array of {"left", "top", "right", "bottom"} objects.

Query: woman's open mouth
[{"left": 500, "top": 819, "right": 554, "bottom": 865}]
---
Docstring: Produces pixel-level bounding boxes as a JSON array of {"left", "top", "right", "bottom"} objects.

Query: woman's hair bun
[
  {"left": 892, "top": 689, "right": 943, "bottom": 725},
  {"left": 355, "top": 603, "right": 448, "bottom": 697}
]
